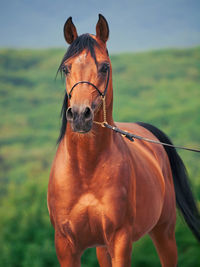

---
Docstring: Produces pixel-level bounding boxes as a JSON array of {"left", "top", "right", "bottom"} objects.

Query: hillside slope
[{"left": 0, "top": 47, "right": 199, "bottom": 266}]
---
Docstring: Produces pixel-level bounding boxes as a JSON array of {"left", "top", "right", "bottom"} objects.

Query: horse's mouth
[
  {"left": 70, "top": 121, "right": 93, "bottom": 134},
  {"left": 74, "top": 129, "right": 90, "bottom": 134}
]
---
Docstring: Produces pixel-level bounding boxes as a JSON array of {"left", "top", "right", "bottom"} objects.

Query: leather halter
[
  {"left": 68, "top": 67, "right": 110, "bottom": 99},
  {"left": 66, "top": 66, "right": 200, "bottom": 153}
]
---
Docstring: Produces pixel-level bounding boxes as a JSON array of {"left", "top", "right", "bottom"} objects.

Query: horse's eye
[
  {"left": 99, "top": 64, "right": 109, "bottom": 74},
  {"left": 62, "top": 66, "right": 69, "bottom": 75}
]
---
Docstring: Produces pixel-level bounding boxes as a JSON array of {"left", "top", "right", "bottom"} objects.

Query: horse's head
[{"left": 59, "top": 14, "right": 112, "bottom": 135}]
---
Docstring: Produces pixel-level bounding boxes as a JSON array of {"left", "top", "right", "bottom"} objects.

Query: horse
[{"left": 48, "top": 14, "right": 200, "bottom": 266}]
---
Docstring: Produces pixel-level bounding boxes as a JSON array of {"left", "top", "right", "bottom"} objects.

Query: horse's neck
[{"left": 64, "top": 105, "right": 114, "bottom": 176}]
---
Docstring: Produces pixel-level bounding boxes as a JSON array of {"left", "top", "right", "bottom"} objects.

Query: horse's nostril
[
  {"left": 84, "top": 107, "right": 92, "bottom": 120},
  {"left": 66, "top": 107, "right": 73, "bottom": 120}
]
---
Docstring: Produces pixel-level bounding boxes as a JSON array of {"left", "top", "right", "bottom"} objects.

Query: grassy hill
[{"left": 0, "top": 47, "right": 200, "bottom": 266}]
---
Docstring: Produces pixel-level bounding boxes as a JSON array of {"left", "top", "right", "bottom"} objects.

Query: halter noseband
[{"left": 68, "top": 67, "right": 110, "bottom": 99}]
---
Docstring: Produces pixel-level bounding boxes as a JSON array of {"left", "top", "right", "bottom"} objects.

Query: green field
[{"left": 0, "top": 47, "right": 200, "bottom": 266}]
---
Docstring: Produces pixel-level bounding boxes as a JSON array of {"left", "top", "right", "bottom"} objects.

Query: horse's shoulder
[{"left": 115, "top": 122, "right": 156, "bottom": 139}]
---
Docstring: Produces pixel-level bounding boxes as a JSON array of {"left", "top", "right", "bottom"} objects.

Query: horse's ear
[
  {"left": 64, "top": 17, "right": 78, "bottom": 44},
  {"left": 96, "top": 14, "right": 109, "bottom": 43}
]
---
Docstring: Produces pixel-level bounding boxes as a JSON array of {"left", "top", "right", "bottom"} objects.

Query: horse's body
[{"left": 48, "top": 15, "right": 200, "bottom": 266}]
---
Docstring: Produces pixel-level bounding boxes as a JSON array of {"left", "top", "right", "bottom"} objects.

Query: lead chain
[{"left": 93, "top": 96, "right": 107, "bottom": 127}]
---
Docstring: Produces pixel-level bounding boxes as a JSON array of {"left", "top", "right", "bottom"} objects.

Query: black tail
[{"left": 137, "top": 122, "right": 200, "bottom": 241}]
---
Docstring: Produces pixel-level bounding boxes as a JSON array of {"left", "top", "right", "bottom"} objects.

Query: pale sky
[{"left": 0, "top": 0, "right": 200, "bottom": 53}]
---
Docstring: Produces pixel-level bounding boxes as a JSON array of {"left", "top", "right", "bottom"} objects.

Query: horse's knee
[
  {"left": 109, "top": 227, "right": 132, "bottom": 266},
  {"left": 150, "top": 224, "right": 177, "bottom": 267},
  {"left": 96, "top": 247, "right": 112, "bottom": 267},
  {"left": 55, "top": 230, "right": 80, "bottom": 267}
]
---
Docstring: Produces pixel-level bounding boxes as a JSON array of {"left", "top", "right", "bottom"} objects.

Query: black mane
[{"left": 57, "top": 34, "right": 100, "bottom": 144}]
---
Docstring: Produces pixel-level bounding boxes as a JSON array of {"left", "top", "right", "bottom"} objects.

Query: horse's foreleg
[
  {"left": 109, "top": 228, "right": 132, "bottom": 267},
  {"left": 55, "top": 231, "right": 81, "bottom": 267},
  {"left": 96, "top": 247, "right": 112, "bottom": 267},
  {"left": 150, "top": 223, "right": 178, "bottom": 267}
]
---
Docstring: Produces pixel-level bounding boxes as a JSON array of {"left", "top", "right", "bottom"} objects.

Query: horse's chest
[
  {"left": 71, "top": 193, "right": 102, "bottom": 226},
  {"left": 58, "top": 190, "right": 128, "bottom": 247}
]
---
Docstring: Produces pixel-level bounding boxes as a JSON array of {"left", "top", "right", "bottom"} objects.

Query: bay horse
[{"left": 48, "top": 14, "right": 200, "bottom": 266}]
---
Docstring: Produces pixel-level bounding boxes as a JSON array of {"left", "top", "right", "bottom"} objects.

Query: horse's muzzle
[{"left": 66, "top": 105, "right": 93, "bottom": 133}]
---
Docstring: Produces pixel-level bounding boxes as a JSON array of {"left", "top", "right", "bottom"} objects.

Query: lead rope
[{"left": 93, "top": 96, "right": 200, "bottom": 153}]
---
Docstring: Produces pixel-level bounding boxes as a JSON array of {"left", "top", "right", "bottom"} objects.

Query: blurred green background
[
  {"left": 0, "top": 47, "right": 200, "bottom": 266},
  {"left": 0, "top": 47, "right": 200, "bottom": 267}
]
